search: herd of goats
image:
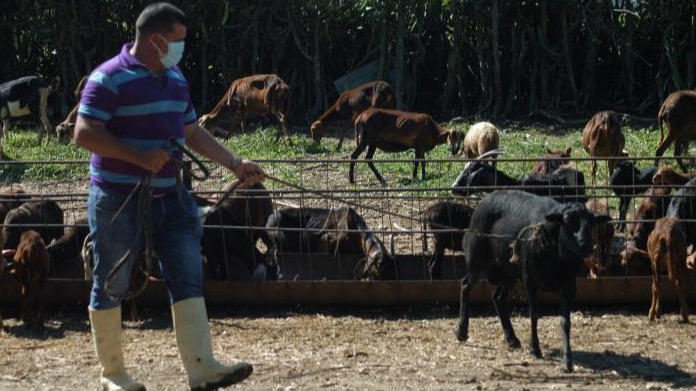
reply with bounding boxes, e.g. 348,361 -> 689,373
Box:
2,73 -> 696,372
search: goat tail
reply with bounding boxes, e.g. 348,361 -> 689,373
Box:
657,104 -> 666,145
354,117 -> 364,146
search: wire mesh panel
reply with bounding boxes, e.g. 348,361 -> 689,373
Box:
0,154 -> 692,284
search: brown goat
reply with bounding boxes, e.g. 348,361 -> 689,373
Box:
652,165 -> 696,187
531,147 -> 573,175
310,81 -> 396,150
349,108 -> 462,184
581,110 -> 626,183
583,199 -> 616,278
55,76 -> 88,143
646,216 -> 690,322
12,230 -> 50,328
199,74 -> 291,145
620,187 -> 671,276
654,90 -> 696,172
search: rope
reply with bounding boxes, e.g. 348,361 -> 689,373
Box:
104,138 -> 213,301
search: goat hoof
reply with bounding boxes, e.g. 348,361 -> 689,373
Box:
455,329 -> 468,342
562,362 -> 574,373
529,348 -> 542,358
506,338 -> 521,349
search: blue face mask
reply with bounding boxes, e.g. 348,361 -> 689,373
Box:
153,34 -> 184,69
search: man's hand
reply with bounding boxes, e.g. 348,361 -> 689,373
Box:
232,159 -> 266,185
135,149 -> 172,174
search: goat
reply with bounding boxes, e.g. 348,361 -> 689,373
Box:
2,200 -> 64,251
654,89 -> 696,172
55,75 -> 88,143
652,165 -> 696,187
451,157 -> 587,203
646,216 -> 690,322
46,217 -> 90,278
200,182 -> 276,281
581,110 -> 626,183
10,230 -> 50,328
457,190 -> 609,373
531,147 -> 572,175
420,201 -> 473,280
619,187 -> 671,276
583,199 -> 616,278
265,207 -> 395,280
349,108 -> 463,184
461,121 -> 500,159
310,81 -> 396,150
198,74 -> 291,145
0,183 -> 28,224
0,76 -> 60,150
609,161 -> 657,232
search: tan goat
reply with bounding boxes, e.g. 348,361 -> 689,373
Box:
646,216 -> 690,322
581,110 -> 626,183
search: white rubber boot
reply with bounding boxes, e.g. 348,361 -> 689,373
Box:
172,297 -> 253,390
89,307 -> 146,391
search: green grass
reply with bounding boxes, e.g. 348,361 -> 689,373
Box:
0,122 -> 673,194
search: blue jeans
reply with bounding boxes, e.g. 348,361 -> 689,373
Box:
88,184 -> 204,310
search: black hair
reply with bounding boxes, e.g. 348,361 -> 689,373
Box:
135,2 -> 187,39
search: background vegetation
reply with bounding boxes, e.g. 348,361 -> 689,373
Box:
2,0 -> 695,127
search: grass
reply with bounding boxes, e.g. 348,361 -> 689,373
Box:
0,121 -> 674,194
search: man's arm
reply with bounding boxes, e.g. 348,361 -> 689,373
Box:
184,122 -> 266,184
74,116 -> 172,174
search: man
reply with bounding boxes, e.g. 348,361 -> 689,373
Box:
74,3 -> 262,390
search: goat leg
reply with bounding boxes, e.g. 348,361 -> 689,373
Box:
492,279 -> 521,349
559,289 -> 575,373
364,146 -> 385,184
455,273 -> 476,342
675,276 -> 690,323
649,264 -> 661,321
526,283 -> 542,358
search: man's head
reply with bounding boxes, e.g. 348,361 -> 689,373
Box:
133,2 -> 188,71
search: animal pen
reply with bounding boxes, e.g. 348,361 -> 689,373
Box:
1,155 -> 695,308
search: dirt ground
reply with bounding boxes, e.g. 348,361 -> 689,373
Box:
1,303 -> 695,391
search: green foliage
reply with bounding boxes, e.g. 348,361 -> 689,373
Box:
0,129 -> 89,184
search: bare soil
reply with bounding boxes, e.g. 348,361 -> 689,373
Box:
2,131 -> 695,390
1,304 -> 696,391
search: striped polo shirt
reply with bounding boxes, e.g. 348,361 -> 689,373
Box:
78,43 -> 197,193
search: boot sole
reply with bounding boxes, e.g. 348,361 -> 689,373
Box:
191,364 -> 253,391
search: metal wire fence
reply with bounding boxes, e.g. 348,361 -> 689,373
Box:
0,154 -> 692,281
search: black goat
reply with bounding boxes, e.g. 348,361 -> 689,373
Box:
266,207 -> 395,280
199,182 -> 276,281
2,200 -> 64,250
46,217 -> 90,279
420,201 -> 473,280
452,161 -> 587,203
456,190 -> 608,373
609,160 -> 657,232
